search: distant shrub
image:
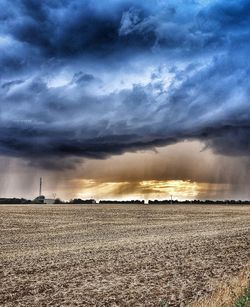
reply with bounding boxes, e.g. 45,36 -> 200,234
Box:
159,299 -> 169,307
235,285 -> 250,307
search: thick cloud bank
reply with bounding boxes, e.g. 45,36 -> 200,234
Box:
0,0 -> 250,168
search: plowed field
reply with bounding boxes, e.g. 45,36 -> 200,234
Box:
0,204 -> 249,306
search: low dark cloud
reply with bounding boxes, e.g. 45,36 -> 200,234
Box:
0,0 -> 250,169
1,79 -> 24,90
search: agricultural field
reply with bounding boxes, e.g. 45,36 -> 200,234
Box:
0,204 -> 250,306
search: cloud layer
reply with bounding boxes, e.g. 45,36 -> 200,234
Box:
1,0 -> 250,168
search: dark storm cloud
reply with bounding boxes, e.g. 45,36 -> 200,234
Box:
0,0 -> 250,168
1,80 -> 24,90
0,0 -> 155,59
0,0 -> 227,64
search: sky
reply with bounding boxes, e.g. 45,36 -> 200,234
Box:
0,0 -> 250,200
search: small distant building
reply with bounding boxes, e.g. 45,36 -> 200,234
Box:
34,195 -> 45,204
33,177 -> 56,204
44,198 -> 55,204
33,196 -> 55,204
33,178 -> 45,203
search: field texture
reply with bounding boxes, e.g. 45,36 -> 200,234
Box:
0,204 -> 250,306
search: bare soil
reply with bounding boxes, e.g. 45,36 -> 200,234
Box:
0,204 -> 250,306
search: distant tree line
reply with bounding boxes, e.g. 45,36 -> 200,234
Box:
0,198 -> 31,204
69,199 -> 96,204
53,198 -> 96,204
99,200 -> 145,204
1,198 -> 250,205
148,199 -> 250,204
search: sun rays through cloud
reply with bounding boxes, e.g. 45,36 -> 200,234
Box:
74,178 -> 231,201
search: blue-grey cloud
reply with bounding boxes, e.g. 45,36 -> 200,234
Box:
0,0 -> 250,168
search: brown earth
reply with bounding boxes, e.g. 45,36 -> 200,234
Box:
0,204 -> 249,306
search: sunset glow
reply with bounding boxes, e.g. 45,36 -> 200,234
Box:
74,178 -> 230,201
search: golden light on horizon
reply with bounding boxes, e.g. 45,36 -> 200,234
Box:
139,180 -> 199,199
74,179 -> 206,200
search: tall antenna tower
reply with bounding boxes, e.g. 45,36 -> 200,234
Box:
39,177 -> 42,196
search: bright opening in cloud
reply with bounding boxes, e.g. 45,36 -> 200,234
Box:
74,178 -> 230,201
